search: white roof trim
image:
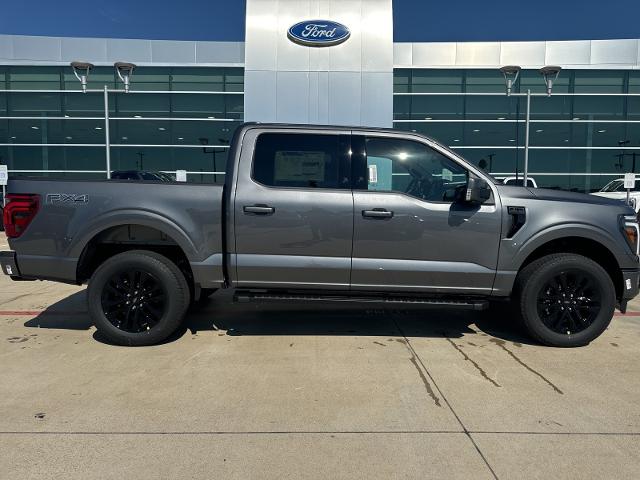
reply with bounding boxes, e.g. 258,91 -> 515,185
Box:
393,39 -> 640,70
0,34 -> 244,67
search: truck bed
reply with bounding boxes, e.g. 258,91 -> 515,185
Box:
4,178 -> 225,288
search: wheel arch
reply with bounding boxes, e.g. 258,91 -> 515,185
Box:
70,210 -> 199,259
516,233 -> 623,300
75,221 -> 195,287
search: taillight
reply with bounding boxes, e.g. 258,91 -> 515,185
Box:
2,194 -> 40,238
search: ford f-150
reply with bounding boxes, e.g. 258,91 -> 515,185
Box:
2,123 -> 639,347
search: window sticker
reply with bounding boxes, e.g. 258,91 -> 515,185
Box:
368,164 -> 378,184
274,151 -> 326,182
367,156 -> 393,191
441,168 -> 453,182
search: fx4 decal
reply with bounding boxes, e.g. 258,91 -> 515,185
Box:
47,193 -> 89,204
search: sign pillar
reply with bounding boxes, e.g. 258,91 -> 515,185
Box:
175,170 -> 187,182
0,165 -> 7,207
624,172 -> 635,207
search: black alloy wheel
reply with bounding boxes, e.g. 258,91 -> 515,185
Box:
516,253 -> 615,347
536,269 -> 602,335
101,269 -> 167,333
88,250 -> 190,346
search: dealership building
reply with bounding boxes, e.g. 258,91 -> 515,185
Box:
0,0 -> 639,192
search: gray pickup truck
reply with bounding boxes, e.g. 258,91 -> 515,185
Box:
2,123 -> 639,347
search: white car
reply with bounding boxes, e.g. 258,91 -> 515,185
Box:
501,176 -> 538,188
591,177 -> 640,213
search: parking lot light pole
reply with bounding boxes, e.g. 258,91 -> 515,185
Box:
524,88 -> 531,184
69,61 -> 136,180
110,63 -> 137,179
103,85 -> 111,179
499,65 -> 562,185
500,66 -> 524,181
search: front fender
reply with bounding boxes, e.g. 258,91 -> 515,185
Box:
491,222 -> 633,297
506,223 -> 627,271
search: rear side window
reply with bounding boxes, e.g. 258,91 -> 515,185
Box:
252,133 -> 351,189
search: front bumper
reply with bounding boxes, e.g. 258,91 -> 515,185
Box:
621,268 -> 640,300
0,251 -> 21,278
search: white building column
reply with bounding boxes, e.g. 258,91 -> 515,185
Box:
244,0 -> 394,128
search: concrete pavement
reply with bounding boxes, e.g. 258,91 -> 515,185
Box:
1,232 -> 639,479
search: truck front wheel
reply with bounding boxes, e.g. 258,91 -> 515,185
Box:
87,250 -> 190,346
516,253 -> 615,347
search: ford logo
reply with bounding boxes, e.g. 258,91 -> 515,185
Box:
287,20 -> 350,47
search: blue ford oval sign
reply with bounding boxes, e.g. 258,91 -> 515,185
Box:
287,20 -> 350,47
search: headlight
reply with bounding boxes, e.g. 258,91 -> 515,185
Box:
621,214 -> 639,255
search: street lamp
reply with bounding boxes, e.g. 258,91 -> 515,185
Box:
70,61 -> 94,93
114,62 -> 136,93
499,65 -> 562,185
540,66 -> 562,97
499,65 -> 521,96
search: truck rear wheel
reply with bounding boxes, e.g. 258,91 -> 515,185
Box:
87,250 -> 190,346
516,253 -> 615,347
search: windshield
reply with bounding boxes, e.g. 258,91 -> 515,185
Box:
140,171 -> 174,182
600,179 -> 639,192
156,172 -> 176,182
504,178 -> 535,187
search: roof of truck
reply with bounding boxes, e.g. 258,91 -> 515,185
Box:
238,122 -> 416,136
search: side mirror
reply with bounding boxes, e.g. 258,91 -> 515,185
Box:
465,174 -> 491,204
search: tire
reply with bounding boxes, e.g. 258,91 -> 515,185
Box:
87,250 -> 190,346
515,253 -> 616,347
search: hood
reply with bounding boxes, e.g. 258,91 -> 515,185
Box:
528,187 -> 628,207
591,191 -> 624,199
495,184 -> 629,208
591,191 -> 640,199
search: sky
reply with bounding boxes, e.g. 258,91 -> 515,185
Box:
0,0 -> 638,42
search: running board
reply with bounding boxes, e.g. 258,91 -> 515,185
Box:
233,291 -> 489,311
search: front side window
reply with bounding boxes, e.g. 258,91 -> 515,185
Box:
364,137 -> 468,202
252,133 -> 350,189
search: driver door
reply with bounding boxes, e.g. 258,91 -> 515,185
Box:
350,134 -> 502,294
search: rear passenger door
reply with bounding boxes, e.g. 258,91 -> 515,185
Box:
232,128 -> 354,289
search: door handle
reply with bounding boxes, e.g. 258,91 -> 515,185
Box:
243,205 -> 275,215
362,208 -> 394,218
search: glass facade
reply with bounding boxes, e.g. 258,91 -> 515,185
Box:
394,69 -> 640,192
0,66 -> 244,182
2,64 -> 639,192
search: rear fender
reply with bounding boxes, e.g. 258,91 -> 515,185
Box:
69,210 -> 199,261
